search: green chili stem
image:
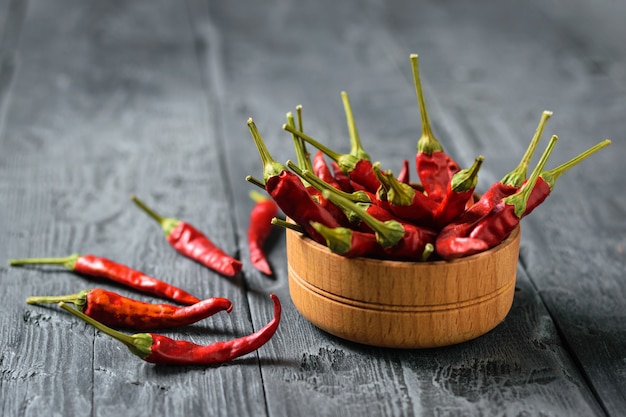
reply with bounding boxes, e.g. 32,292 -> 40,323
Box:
311,222 -> 352,255
421,243 -> 435,261
296,105 -> 304,132
271,217 -> 305,234
8,253 -> 80,270
248,118 -> 286,182
130,195 -> 179,237
245,175 -> 266,190
500,110 -> 552,187
372,163 -> 415,207
410,54 -> 443,155
27,290 -> 89,309
320,189 -> 405,248
540,139 -> 611,189
341,91 -> 370,161
58,301 -> 153,359
286,111 -> 312,177
282,124 -> 359,172
450,156 -> 484,192
504,135 -> 558,217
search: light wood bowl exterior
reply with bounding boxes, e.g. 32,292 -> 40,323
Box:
286,226 -> 521,348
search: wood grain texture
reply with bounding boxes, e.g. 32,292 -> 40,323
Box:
0,0 -> 623,415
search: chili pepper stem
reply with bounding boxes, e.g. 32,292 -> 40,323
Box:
500,110 -> 553,187
248,118 -> 287,182
58,301 -> 153,358
271,217 -> 305,234
8,254 -> 80,269
421,243 -> 435,261
27,290 -> 89,309
410,54 -> 443,155
450,156 -> 484,191
540,139 -> 611,189
130,195 -> 179,237
245,175 -> 266,190
341,91 -> 370,161
311,222 -> 353,255
372,163 -> 414,206
286,111 -> 313,176
504,135 -> 559,217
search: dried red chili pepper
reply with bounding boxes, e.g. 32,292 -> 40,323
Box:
58,294 -> 281,366
248,190 -> 279,275
131,196 -> 242,277
436,110 -> 553,241
523,139 -> 611,216
410,54 -> 460,202
372,163 -> 438,225
8,254 -> 200,305
313,150 -> 341,189
432,156 -> 484,229
282,125 -> 380,193
397,159 -> 410,184
27,288 -> 232,330
331,160 -> 354,192
248,118 -> 341,245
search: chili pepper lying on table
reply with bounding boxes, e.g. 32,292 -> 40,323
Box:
58,294 -> 281,366
131,196 -> 242,277
248,118 -> 341,245
27,288 -> 232,330
8,254 -> 200,305
248,190 -> 279,275
435,135 -> 558,259
410,54 -> 460,203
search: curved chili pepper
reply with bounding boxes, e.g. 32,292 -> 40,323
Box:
331,160 -> 354,192
131,196 -> 242,277
58,294 -> 281,366
248,190 -> 279,275
8,254 -> 200,305
523,139 -> 611,217
248,118 -> 341,245
432,156 -> 484,229
313,150 -> 341,190
27,288 -> 232,330
410,54 -> 460,202
397,159 -> 410,184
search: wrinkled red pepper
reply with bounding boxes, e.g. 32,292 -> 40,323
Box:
131,196 -> 242,277
59,294 -> 281,366
27,288 -> 232,330
248,190 -> 279,275
410,54 -> 460,202
8,254 -> 200,305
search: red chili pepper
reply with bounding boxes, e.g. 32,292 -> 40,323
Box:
410,54 -> 459,202
310,222 -> 381,258
248,190 -> 279,275
26,288 -> 232,330
8,254 -> 200,305
331,161 -> 354,192
397,159 -> 410,184
436,111 -> 553,242
131,196 -> 242,277
372,163 -> 438,225
433,156 -> 484,229
248,118 -> 341,245
58,294 -> 281,366
313,150 -> 341,189
523,139 -> 611,217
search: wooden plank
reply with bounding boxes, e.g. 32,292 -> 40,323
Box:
191,0 -> 607,415
377,0 -> 626,414
0,1 -> 268,416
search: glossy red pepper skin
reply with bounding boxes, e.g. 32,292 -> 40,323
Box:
28,288 -> 232,330
265,171 -> 341,245
416,150 -> 452,203
142,294 -> 281,365
331,161 -> 353,192
73,255 -> 201,305
397,160 -> 410,184
168,222 -> 242,277
248,193 -> 279,275
313,151 -> 341,190
382,223 -> 437,261
348,159 -> 380,194
385,190 -> 437,226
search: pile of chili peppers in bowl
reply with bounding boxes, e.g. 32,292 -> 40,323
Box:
246,54 -> 611,263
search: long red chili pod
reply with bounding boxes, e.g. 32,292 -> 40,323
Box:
523,139 -> 611,216
131,196 -> 242,277
397,159 -> 410,184
433,156 -> 484,229
248,190 -> 279,275
312,150 -> 341,189
410,54 -> 460,202
372,163 -> 438,225
27,288 -> 232,330
8,254 -> 200,305
248,118 -> 341,245
331,160 -> 354,192
282,124 -> 380,193
59,294 -> 281,366
437,110 -> 553,238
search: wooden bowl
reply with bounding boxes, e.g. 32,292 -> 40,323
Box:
286,226 -> 521,349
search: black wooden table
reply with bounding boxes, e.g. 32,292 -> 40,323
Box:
1,1 -> 625,416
